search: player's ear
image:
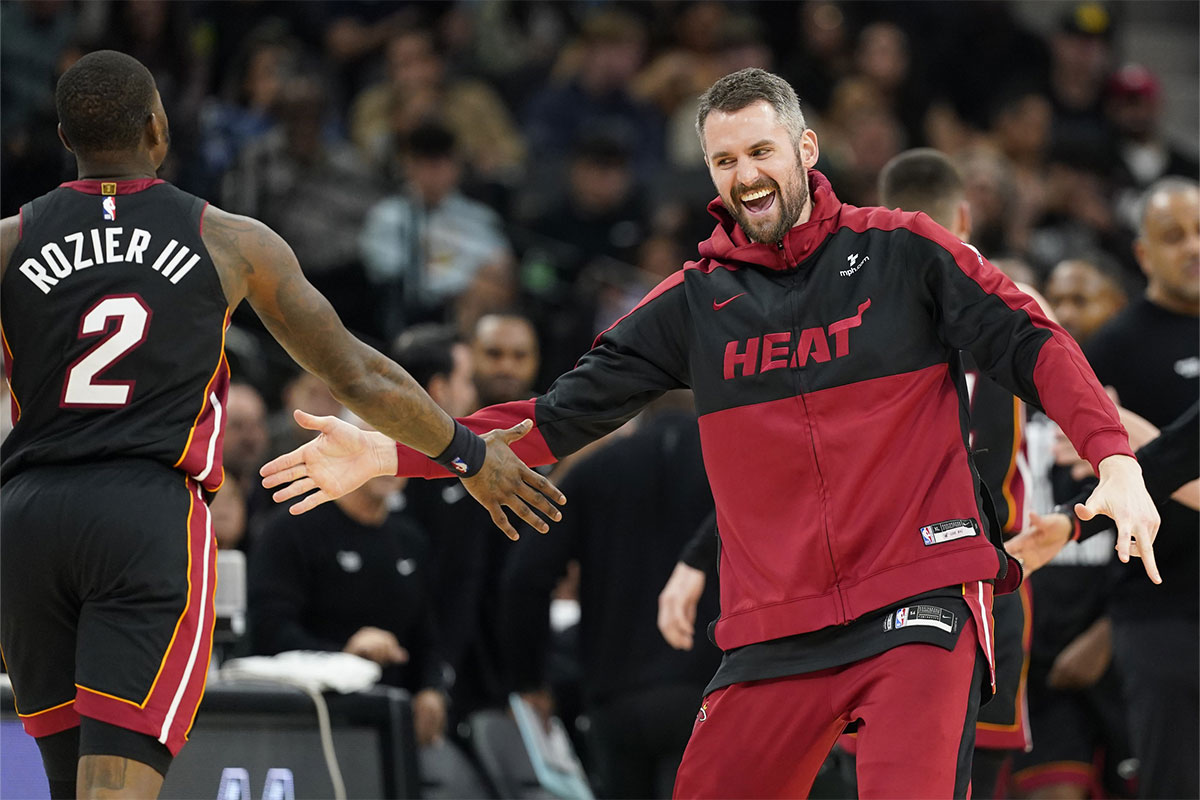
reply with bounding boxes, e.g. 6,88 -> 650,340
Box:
146,112 -> 165,148
57,124 -> 75,154
799,129 -> 819,169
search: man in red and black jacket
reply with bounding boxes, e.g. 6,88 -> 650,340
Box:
263,69 -> 1160,799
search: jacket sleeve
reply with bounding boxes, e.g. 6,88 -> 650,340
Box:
909,216 -> 1132,473
394,273 -> 693,477
679,509 -> 718,572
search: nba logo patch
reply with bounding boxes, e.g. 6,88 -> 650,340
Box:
894,608 -> 909,628
920,526 -> 934,545
102,196 -> 116,221
451,457 -> 469,474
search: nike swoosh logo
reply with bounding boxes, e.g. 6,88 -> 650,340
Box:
712,293 -> 746,311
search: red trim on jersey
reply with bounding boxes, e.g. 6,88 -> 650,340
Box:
975,579 -> 1033,751
2,323 -> 20,423
16,699 -> 81,737
59,178 -> 165,195
199,202 -> 209,235
73,480 -> 216,754
174,310 -> 231,492
1011,761 -> 1095,793
1001,396 -> 1025,533
17,206 -> 23,239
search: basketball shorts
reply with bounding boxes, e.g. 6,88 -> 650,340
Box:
1,458 -> 216,756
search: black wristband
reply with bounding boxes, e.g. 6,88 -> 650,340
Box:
432,421 -> 487,478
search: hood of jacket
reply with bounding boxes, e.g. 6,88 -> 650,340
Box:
699,169 -> 844,271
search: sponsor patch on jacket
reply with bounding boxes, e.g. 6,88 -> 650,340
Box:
919,518 -> 978,545
883,605 -> 957,633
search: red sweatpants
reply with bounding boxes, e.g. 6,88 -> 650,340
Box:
673,617 -> 982,799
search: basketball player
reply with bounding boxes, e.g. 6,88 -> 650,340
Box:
0,51 -> 563,799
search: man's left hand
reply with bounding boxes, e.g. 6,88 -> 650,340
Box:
1083,455 -> 1162,584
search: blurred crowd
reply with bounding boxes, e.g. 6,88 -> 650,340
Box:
2,0 -> 1197,798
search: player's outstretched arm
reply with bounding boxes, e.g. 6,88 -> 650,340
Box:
1081,454 -> 1161,584
201,206 -> 563,537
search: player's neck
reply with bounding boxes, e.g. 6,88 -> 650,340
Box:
74,154 -> 158,182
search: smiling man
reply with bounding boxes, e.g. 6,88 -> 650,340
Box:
262,69 -> 1160,799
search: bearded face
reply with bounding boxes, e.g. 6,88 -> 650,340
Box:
726,156 -> 810,244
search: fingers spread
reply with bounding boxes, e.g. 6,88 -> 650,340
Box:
261,451 -> 303,479
262,464 -> 308,490
505,496 -> 549,534
518,481 -> 563,523
288,489 -> 332,515
273,477 -> 316,504
488,505 -> 520,541
531,471 -> 567,506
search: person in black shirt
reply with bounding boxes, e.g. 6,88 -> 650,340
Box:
1081,177 -> 1198,799
501,395 -> 721,798
249,412 -> 450,748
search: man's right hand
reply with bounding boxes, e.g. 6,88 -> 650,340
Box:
657,562 -> 707,650
461,420 -> 565,541
261,411 -> 565,538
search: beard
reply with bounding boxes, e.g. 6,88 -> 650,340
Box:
729,163 -> 810,244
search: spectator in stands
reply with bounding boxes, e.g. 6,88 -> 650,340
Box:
223,382 -> 274,547
1045,2 -> 1116,158
528,135 -> 647,286
1043,257 -> 1129,344
350,27 -> 526,185
1027,142 -> 1131,280
268,369 -> 342,460
501,394 -> 721,799
360,122 -> 515,340
210,479 -> 248,552
1105,63 -> 1200,230
249,411 -> 451,747
196,25 -> 297,198
779,1 -> 854,118
222,75 -> 381,330
225,383 -> 270,496
522,8 -> 663,201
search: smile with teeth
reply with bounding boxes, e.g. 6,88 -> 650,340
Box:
740,186 -> 776,214
741,188 -> 774,202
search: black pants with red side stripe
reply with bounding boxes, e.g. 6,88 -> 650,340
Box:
1,458 -> 216,764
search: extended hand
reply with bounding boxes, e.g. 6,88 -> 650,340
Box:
657,562 -> 707,651
1005,512 -> 1073,576
261,410 -> 392,515
461,420 -> 566,541
1084,455 -> 1162,584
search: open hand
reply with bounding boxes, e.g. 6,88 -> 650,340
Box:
1084,455 -> 1162,584
461,420 -> 566,541
261,410 -> 392,515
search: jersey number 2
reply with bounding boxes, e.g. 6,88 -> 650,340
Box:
61,294 -> 153,408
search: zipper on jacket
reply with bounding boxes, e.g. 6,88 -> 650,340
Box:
785,263 -> 847,623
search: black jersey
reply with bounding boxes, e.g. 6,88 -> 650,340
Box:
2,179 -> 230,491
